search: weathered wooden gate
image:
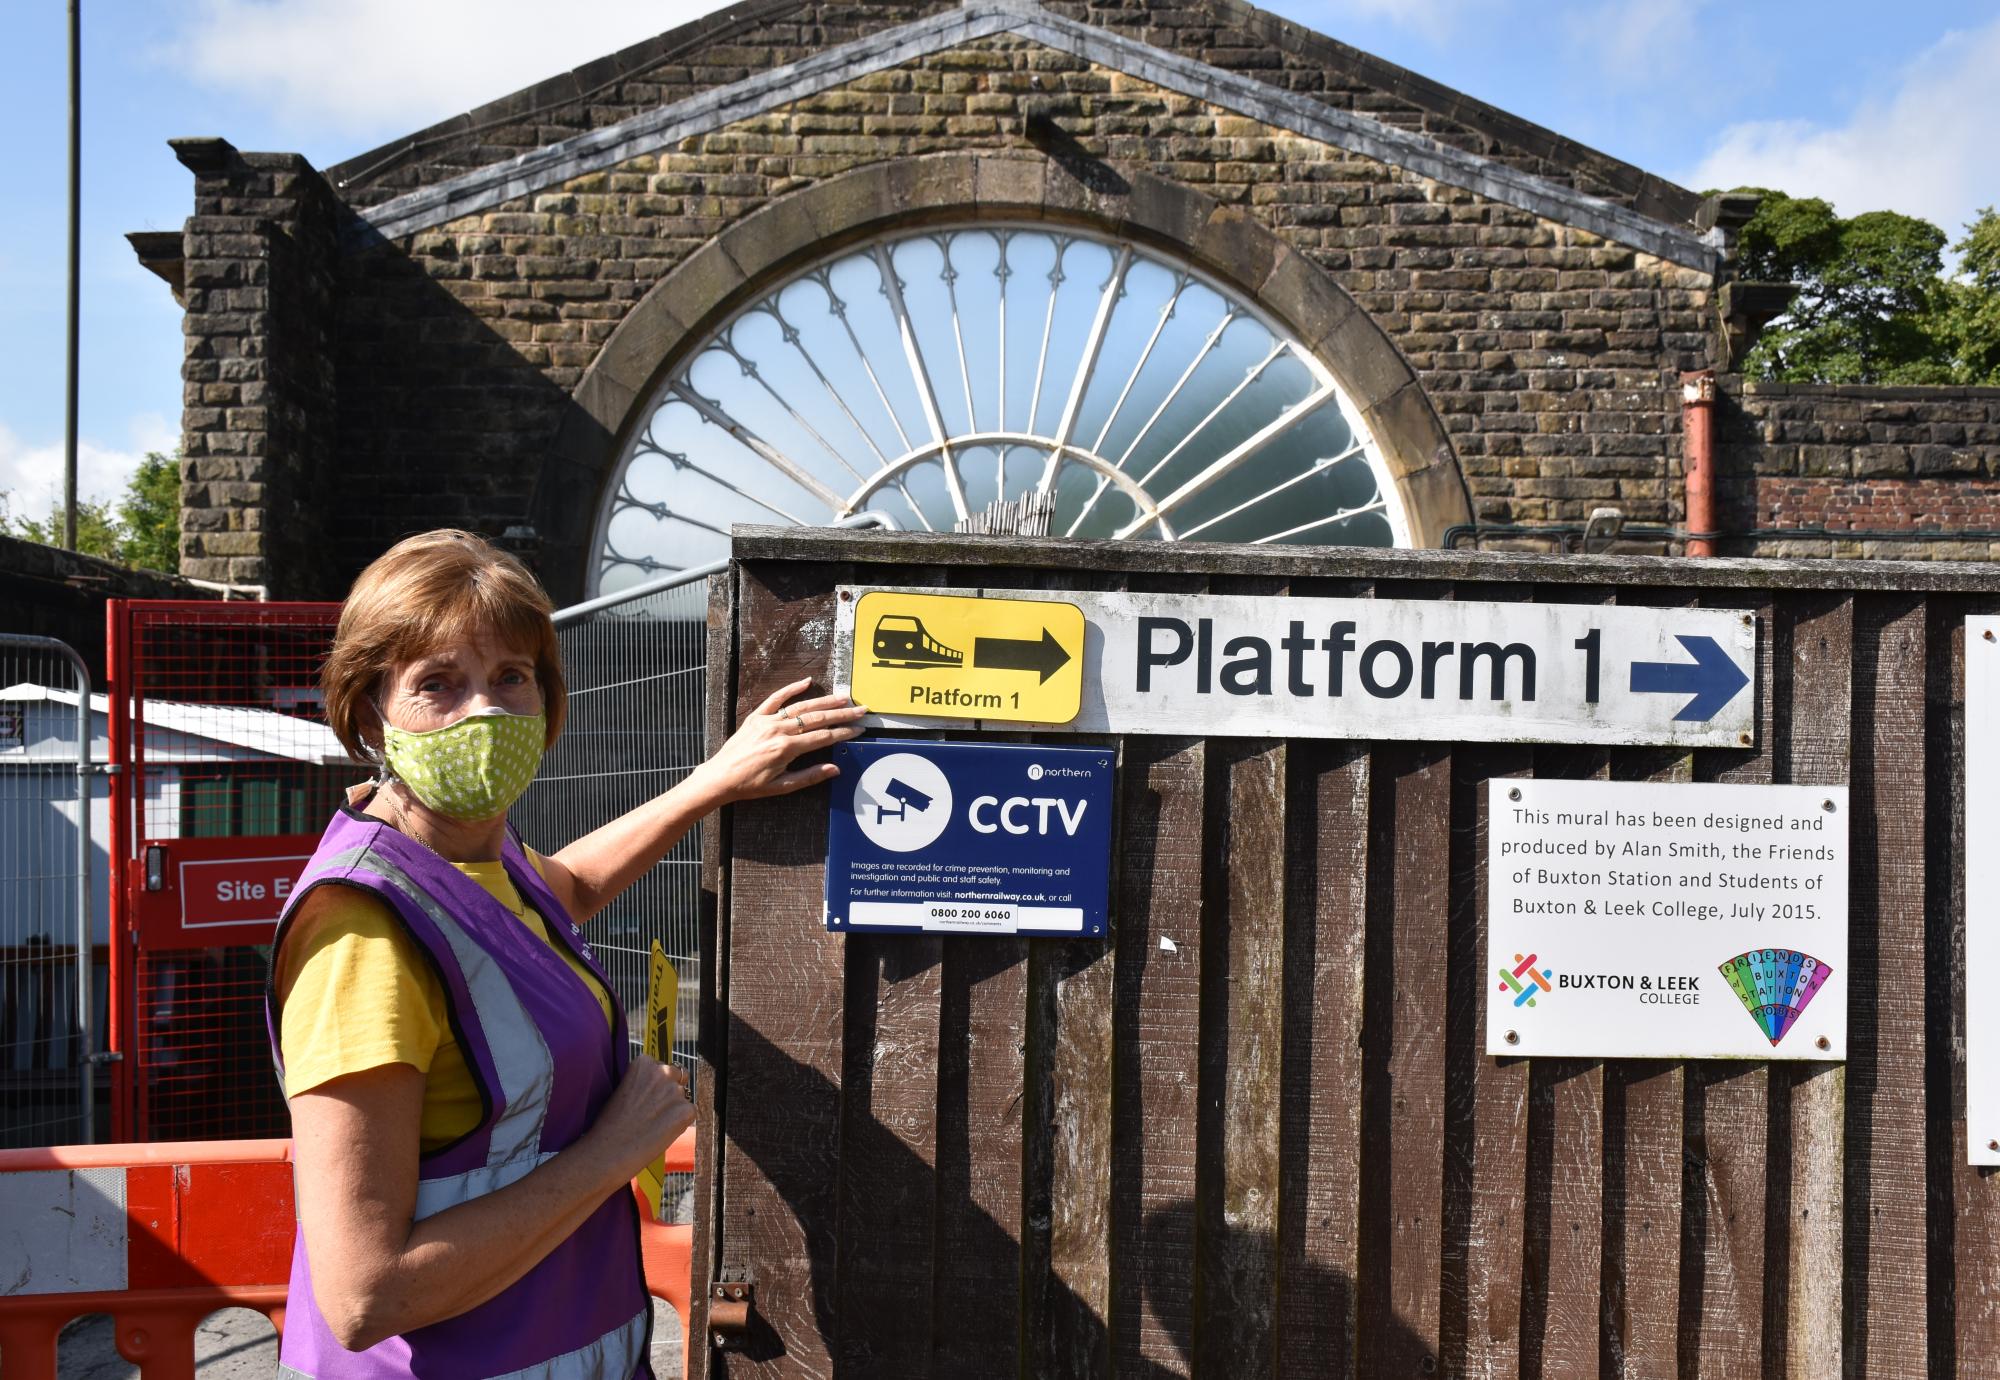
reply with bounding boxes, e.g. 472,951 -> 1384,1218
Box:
690,526 -> 2000,1379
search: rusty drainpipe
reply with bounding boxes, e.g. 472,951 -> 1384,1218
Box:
1681,370 -> 1717,557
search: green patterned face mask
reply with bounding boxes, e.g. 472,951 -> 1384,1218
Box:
380,707 -> 547,822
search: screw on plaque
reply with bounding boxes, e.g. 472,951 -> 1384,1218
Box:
1816,1036 -> 1831,1051
1508,787 -> 1522,801
1823,799 -> 1836,812
1504,1030 -> 1520,1046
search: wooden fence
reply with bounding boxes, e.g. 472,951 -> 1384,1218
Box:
689,526 -> 2000,1379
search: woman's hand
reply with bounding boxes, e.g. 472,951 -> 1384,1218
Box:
585,1055 -> 698,1183
549,680 -> 864,922
691,678 -> 867,806
291,1059 -> 677,1350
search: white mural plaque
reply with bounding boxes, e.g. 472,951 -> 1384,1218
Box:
1967,617 -> 2000,1163
1487,778 -> 1848,1059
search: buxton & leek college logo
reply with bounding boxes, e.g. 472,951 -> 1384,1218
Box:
1498,951 -> 1554,1008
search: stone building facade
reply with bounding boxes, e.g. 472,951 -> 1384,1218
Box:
129,0 -> 2000,602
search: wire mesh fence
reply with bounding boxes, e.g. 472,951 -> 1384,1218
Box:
0,635 -> 98,1149
516,577 -> 710,1074
134,946 -> 290,1141
514,574 -> 711,1225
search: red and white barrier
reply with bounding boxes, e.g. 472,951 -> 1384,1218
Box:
0,1130 -> 694,1379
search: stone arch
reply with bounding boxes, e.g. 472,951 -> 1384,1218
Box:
533,149 -> 1470,601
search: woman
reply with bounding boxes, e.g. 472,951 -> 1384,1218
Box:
266,529 -> 862,1378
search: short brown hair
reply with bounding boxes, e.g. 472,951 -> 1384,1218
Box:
321,529 -> 567,764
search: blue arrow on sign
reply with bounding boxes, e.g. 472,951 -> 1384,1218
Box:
1629,635 -> 1750,722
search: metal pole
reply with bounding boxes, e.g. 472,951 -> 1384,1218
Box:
72,652 -> 94,1142
62,0 -> 82,552
557,512 -> 903,626
1682,370 -> 1717,558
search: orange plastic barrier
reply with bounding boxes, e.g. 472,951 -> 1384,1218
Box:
0,1128 -> 698,1379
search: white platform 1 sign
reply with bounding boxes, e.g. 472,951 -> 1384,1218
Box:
836,586 -> 1757,748
1967,617 -> 2000,1163
1486,778 -> 1848,1059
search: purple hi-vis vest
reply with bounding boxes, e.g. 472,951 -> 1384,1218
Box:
266,807 -> 652,1380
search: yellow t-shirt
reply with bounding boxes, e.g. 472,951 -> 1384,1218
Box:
276,850 -> 614,1154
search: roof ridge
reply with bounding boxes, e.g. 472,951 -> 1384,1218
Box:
347,3 -> 1716,269
1202,0 -> 1704,225
322,0 -> 813,191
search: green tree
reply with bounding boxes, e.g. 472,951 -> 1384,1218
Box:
1932,207 -> 2000,385
1733,188 -> 1952,384
0,450 -> 182,572
0,491 -> 123,558
1730,191 -> 2000,387
114,451 -> 182,572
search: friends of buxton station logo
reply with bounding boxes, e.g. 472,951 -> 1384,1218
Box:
1498,951 -> 1554,1009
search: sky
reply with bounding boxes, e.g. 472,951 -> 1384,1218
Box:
1,0 -> 1995,519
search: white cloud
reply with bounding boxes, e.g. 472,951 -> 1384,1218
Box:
0,416 -> 172,521
1579,0 -> 1706,77
1324,0 -> 1490,40
159,0 -> 735,139
1680,17 -> 2000,241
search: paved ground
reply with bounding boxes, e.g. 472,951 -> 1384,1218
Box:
57,1301 -> 684,1376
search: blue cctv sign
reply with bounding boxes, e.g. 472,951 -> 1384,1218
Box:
825,738 -> 1113,937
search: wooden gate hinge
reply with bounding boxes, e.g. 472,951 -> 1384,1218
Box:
709,1278 -> 754,1351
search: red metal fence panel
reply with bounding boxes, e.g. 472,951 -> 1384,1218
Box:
106,601 -> 344,1142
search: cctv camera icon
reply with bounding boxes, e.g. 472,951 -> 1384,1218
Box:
876,777 -> 935,823
853,753 -> 953,852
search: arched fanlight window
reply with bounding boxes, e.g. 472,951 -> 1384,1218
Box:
592,223 -> 1409,597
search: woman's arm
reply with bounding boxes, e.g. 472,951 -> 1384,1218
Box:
543,678 -> 863,921
290,1053 -> 692,1350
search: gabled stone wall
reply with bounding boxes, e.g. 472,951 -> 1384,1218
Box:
326,0 -> 1686,218
160,1 -> 2000,599
298,36 -> 1715,600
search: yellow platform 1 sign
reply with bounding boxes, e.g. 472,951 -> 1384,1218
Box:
852,590 -> 1084,725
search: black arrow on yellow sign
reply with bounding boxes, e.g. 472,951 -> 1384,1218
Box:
974,629 -> 1072,684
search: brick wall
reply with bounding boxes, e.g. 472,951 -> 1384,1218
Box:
1717,381 -> 2000,559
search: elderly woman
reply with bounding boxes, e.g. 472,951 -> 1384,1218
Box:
266,529 -> 861,1378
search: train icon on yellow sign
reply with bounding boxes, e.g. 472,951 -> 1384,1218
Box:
851,590 -> 1085,725
872,615 -> 965,669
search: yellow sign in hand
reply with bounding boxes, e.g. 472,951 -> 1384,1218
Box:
852,590 -> 1084,725
638,941 -> 677,1222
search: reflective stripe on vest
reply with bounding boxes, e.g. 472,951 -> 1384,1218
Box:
276,1308 -> 648,1380
301,842 -> 556,1217
413,1149 -> 557,1220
